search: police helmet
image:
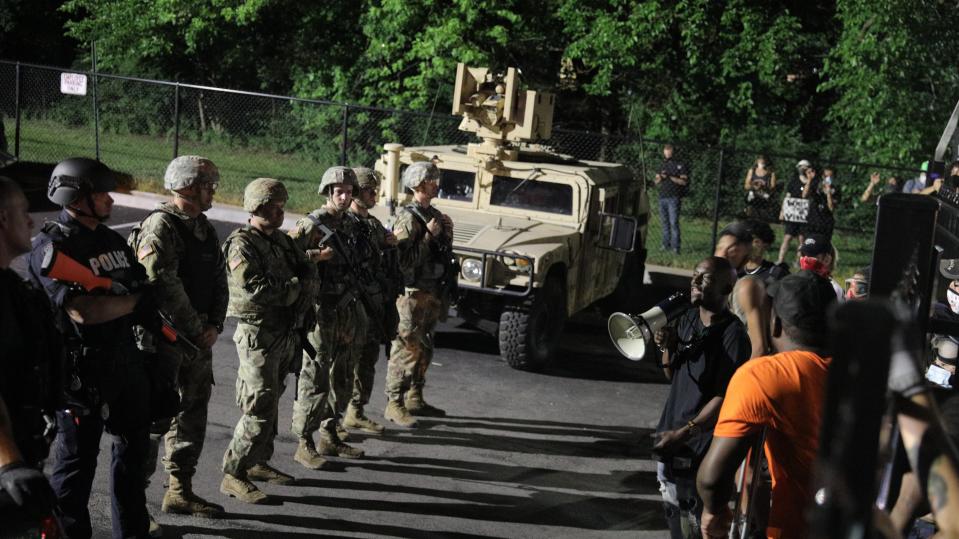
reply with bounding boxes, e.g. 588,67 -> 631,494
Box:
317,166 -> 358,195
48,157 -> 117,206
243,178 -> 288,213
402,162 -> 440,191
164,155 -> 220,191
352,167 -> 382,190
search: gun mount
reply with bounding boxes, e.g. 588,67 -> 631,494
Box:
452,63 -> 555,162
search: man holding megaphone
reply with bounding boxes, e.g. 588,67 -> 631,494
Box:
650,256 -> 750,539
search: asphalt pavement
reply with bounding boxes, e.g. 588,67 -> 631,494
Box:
15,195 -> 676,538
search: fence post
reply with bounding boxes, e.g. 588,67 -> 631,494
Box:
14,62 -> 21,159
340,104 -> 350,166
92,42 -> 101,160
710,147 -> 726,249
172,83 -> 180,159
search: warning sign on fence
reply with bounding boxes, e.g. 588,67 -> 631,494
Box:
781,196 -> 809,223
60,73 -> 88,96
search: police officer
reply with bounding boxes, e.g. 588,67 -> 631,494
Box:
384,162 -> 455,427
220,178 -> 317,504
29,158 -> 153,538
289,166 -> 367,466
0,177 -> 61,531
129,156 -> 226,519
344,167 -> 399,434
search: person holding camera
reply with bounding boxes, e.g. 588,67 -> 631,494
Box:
0,177 -> 62,533
652,256 -> 750,538
743,156 -> 777,221
654,144 -> 690,255
28,158 -> 155,539
803,166 -> 841,241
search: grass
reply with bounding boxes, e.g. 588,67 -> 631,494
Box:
13,119 -> 875,279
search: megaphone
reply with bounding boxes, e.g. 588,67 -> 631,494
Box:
608,292 -> 690,361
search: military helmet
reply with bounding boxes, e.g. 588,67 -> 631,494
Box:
164,155 -> 220,191
243,178 -> 288,213
317,166 -> 358,195
352,167 -> 382,190
402,162 -> 440,190
48,157 -> 116,206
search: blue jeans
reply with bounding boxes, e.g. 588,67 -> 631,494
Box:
659,197 -> 682,252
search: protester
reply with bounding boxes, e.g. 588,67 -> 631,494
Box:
29,158 -> 154,538
844,266 -> 870,301
0,177 -> 61,531
798,235 -> 845,301
654,144 -> 691,254
697,271 -> 836,538
743,156 -> 777,221
903,162 -> 930,194
804,165 -> 840,241
860,172 -> 901,203
776,159 -> 811,265
652,256 -> 750,538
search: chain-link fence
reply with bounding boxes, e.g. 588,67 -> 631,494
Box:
1,60 -> 922,276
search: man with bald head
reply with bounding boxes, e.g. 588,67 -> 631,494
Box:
652,256 -> 751,538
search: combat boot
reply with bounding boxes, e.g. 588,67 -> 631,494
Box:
162,476 -> 225,518
344,404 -> 385,434
219,473 -> 268,504
318,426 -> 365,459
384,400 -> 418,428
247,462 -> 295,485
406,387 -> 446,417
294,438 -> 330,470
336,422 -> 350,441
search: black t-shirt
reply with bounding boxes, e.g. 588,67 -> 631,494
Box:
656,308 -> 750,464
806,182 -> 841,233
0,268 -> 63,465
658,158 -> 690,198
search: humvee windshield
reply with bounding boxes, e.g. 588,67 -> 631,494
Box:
490,176 -> 573,215
438,169 -> 475,202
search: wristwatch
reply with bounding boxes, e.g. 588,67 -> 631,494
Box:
686,420 -> 700,437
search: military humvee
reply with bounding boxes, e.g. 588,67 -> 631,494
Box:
371,64 -> 649,370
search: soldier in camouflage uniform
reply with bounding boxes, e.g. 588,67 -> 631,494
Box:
219,178 -> 318,504
288,166 -> 367,466
384,162 -> 455,428
129,156 -> 227,520
343,167 -> 401,434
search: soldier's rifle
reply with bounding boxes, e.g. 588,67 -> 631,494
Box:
314,223 -> 389,339
40,247 -> 198,352
405,204 -> 460,302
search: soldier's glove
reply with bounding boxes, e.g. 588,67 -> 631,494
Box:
0,462 -> 55,513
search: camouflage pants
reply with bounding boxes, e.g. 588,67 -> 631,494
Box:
222,322 -> 296,477
351,293 -> 395,408
385,290 -> 442,402
144,340 -> 213,484
291,298 -> 366,438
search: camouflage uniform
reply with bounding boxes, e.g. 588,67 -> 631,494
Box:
345,168 -> 401,433
221,180 -> 317,485
385,162 -> 453,423
130,200 -> 227,485
288,166 -> 367,458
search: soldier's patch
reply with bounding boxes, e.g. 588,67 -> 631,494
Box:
229,257 -> 245,271
137,243 -> 156,260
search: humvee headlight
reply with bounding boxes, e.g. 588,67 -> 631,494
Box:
461,258 -> 483,281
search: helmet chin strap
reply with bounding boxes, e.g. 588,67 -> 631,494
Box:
70,192 -> 108,222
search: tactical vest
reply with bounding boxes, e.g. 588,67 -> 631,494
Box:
307,208 -> 363,299
223,226 -> 300,324
348,211 -> 388,296
134,209 -> 219,316
402,204 -> 451,290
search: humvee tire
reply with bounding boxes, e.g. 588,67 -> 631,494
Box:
498,275 -> 567,371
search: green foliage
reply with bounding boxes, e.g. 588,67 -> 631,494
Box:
821,0 -> 959,164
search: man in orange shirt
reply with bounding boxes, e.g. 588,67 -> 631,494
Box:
696,270 -> 836,538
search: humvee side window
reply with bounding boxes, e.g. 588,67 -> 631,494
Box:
438,169 -> 475,202
490,176 -> 573,215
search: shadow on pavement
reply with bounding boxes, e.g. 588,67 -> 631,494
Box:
162,520 -> 501,539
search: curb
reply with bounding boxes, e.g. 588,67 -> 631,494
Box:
112,190 -> 305,230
